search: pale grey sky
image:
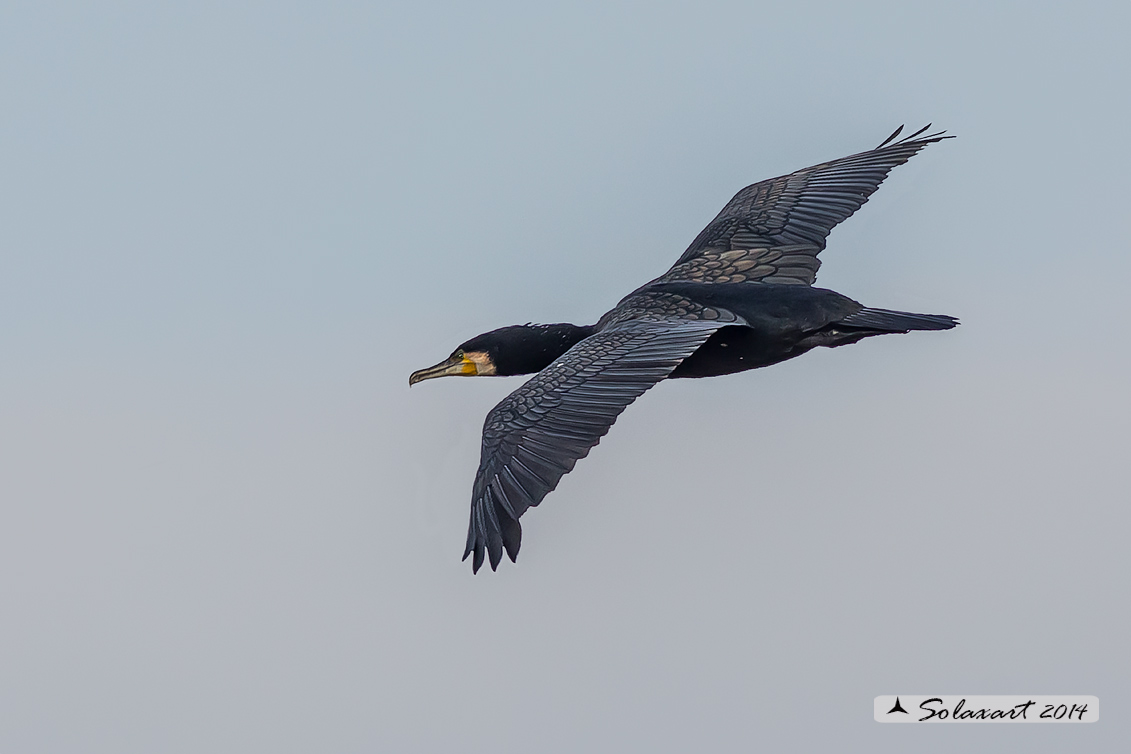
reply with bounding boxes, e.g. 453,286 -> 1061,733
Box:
2,1 -> 1128,752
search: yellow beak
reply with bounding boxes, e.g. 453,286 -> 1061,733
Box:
409,355 -> 478,386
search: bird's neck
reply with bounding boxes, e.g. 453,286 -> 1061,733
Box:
493,323 -> 596,376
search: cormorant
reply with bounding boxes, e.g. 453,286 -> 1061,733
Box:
410,125 -> 957,573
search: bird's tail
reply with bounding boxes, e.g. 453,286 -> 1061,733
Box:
837,307 -> 958,332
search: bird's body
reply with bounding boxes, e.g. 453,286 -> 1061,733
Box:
410,126 -> 958,572
634,282 -> 953,377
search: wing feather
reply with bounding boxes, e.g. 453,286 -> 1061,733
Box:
464,317 -> 726,572
658,126 -> 952,286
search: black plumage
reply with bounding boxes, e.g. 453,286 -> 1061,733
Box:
409,126 -> 958,573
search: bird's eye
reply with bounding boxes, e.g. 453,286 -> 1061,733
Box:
454,350 -> 465,359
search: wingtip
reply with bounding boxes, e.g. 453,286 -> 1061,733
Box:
463,532 -> 520,574
878,123 -> 956,149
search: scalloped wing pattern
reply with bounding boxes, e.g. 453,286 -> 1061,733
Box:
665,126 -> 951,286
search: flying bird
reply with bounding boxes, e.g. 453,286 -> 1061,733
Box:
411,125 -> 957,573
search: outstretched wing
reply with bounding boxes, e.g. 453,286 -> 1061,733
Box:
660,125 -> 952,286
465,311 -> 734,573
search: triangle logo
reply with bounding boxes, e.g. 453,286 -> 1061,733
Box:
888,697 -> 909,714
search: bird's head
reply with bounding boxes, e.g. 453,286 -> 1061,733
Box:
409,323 -> 594,386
